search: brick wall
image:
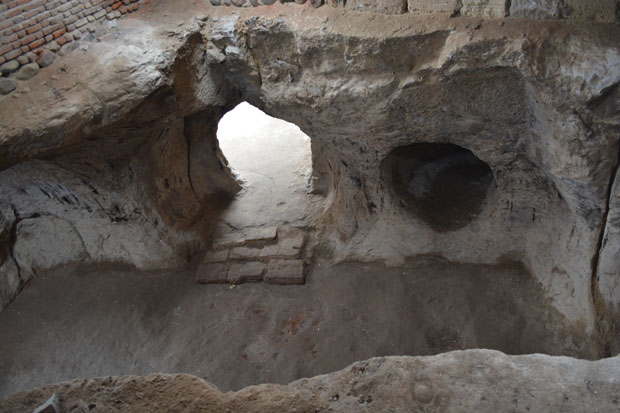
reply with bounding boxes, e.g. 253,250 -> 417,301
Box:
0,0 -> 146,67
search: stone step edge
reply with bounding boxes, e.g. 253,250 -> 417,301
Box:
195,259 -> 306,285
206,232 -> 306,262
211,226 -> 279,250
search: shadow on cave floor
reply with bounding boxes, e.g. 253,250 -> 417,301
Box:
215,102 -> 323,231
0,257 -> 596,400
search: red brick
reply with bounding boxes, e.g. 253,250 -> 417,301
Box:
23,6 -> 44,19
3,32 -> 17,42
52,27 -> 65,38
44,1 -> 60,10
25,22 -> 41,34
25,0 -> 44,10
35,10 -> 50,22
20,33 -> 35,45
0,19 -> 12,31
42,23 -> 62,36
56,34 -> 70,46
27,37 -> 43,49
7,8 -> 21,17
2,48 -> 22,60
0,43 -> 12,55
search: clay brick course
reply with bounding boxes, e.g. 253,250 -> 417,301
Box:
0,0 -> 144,72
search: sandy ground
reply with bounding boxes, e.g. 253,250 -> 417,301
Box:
0,257 -> 593,401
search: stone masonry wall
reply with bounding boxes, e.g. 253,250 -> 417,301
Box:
211,0 -> 619,23
0,0 -> 146,74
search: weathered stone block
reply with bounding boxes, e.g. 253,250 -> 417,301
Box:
509,0 -> 562,18
345,0 -> 406,14
36,50 -> 56,68
0,61 -> 19,75
229,246 -> 261,260
203,249 -> 229,263
15,63 -> 39,81
212,233 -> 246,250
562,0 -> 616,23
461,0 -> 507,18
213,227 -> 278,250
407,0 -> 459,14
0,79 -> 17,95
258,244 -> 280,258
265,260 -> 306,285
196,263 -> 228,284
230,244 -> 279,260
277,234 -> 305,258
244,226 -> 278,244
228,262 -> 266,284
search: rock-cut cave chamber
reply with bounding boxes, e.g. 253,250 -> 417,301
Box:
382,143 -> 495,232
0,0 -> 619,411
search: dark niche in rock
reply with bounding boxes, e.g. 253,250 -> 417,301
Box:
382,143 -> 494,232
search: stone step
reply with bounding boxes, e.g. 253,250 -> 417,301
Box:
198,227 -> 308,286
264,259 -> 306,285
209,230 -> 305,262
227,262 -> 266,284
202,249 -> 229,263
195,263 -> 228,284
196,259 -> 306,286
212,226 -> 278,250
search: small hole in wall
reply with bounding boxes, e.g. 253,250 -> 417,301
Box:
382,143 -> 494,232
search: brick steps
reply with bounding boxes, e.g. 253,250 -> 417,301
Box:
196,226 -> 307,285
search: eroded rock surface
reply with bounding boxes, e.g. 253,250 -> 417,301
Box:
0,0 -> 618,360
0,15 -> 242,309
2,350 -> 619,412
207,4 -> 620,344
209,0 -> 618,22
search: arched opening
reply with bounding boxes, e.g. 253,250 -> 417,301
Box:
216,102 -> 315,229
382,143 -> 494,232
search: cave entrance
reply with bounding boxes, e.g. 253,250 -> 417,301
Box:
216,102 -> 315,229
382,143 -> 494,232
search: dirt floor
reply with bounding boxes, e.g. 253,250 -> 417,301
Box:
0,256 -> 595,401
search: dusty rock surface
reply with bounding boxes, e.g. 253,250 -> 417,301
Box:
2,350 -> 619,412
211,0 -> 618,22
